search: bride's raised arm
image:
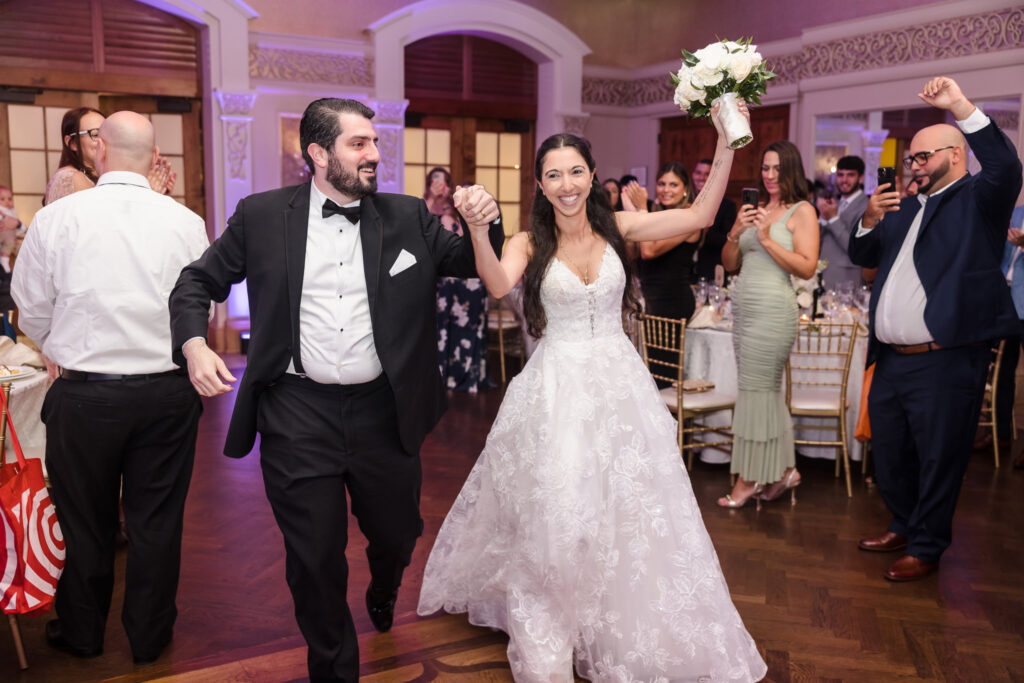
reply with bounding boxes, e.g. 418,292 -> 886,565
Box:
457,185 -> 530,299
616,100 -> 747,243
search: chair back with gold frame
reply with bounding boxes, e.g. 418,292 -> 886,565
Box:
635,312 -> 735,469
977,340 -> 1015,468
486,297 -> 524,385
785,320 -> 859,497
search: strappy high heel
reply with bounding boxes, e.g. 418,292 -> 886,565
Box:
759,469 -> 801,505
717,483 -> 764,511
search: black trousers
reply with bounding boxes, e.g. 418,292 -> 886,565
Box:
868,344 -> 989,562
257,373 -> 423,683
995,320 -> 1023,439
42,373 -> 201,658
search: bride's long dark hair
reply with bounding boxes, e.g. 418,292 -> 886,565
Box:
523,133 -> 639,339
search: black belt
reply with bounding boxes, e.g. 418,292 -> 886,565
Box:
59,368 -> 186,382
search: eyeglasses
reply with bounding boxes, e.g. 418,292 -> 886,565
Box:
74,128 -> 100,140
902,146 -> 954,170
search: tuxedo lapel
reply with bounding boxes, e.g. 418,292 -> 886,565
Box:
360,196 -> 383,314
284,183 -> 311,369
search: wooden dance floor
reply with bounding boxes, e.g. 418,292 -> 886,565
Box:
4,354 -> 1024,681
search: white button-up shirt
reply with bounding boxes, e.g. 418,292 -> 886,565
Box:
285,181 -> 382,384
857,107 -> 991,345
12,171 -> 210,373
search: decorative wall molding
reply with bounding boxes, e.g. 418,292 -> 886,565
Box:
249,46 -> 374,87
988,109 -> 1020,132
224,120 -> 250,180
369,99 -> 409,126
583,6 -> 1024,108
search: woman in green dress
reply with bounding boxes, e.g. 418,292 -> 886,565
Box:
719,140 -> 820,508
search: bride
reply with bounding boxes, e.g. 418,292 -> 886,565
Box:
417,102 -> 767,683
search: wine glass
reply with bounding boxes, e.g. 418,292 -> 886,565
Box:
855,285 -> 871,313
695,277 -> 708,307
821,289 -> 839,319
838,281 -> 854,310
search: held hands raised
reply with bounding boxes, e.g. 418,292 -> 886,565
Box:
452,184 -> 499,232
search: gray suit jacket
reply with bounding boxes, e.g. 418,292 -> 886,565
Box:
820,190 -> 869,289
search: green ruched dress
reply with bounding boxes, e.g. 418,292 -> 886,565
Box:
730,201 -> 805,483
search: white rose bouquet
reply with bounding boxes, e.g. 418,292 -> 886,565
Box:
671,38 -> 775,148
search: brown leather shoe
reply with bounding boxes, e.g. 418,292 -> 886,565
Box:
884,555 -> 937,582
858,531 -> 907,552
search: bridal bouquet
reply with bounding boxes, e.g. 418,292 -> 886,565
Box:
791,260 -> 828,310
670,38 -> 775,148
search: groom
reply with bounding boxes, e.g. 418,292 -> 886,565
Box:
169,98 -> 504,681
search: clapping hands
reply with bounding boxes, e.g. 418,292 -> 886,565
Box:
622,182 -> 648,212
148,156 -> 178,196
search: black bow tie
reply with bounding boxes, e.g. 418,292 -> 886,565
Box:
323,199 -> 361,224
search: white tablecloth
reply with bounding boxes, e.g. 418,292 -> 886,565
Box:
683,326 -> 868,464
2,369 -> 51,466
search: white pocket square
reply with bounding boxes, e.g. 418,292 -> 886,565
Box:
388,249 -> 417,277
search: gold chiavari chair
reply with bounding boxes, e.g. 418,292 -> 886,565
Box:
785,320 -> 860,497
977,340 -> 1016,468
636,312 -> 735,469
486,297 -> 524,385
1,382 -> 29,670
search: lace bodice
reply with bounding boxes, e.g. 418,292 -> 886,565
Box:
541,243 -> 626,343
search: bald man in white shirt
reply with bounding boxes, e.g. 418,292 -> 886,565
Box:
12,111 -> 209,663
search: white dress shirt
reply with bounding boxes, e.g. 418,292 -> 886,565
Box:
857,107 -> 991,345
286,181 -> 382,384
12,171 -> 210,373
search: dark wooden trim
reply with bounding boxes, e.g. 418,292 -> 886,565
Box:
1,66 -> 199,98
0,105 -> 11,189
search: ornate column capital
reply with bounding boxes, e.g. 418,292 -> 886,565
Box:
558,113 -> 590,137
214,90 -> 259,117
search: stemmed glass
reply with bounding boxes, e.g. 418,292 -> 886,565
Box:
838,281 -> 854,311
695,277 -> 708,307
821,289 -> 839,319
707,283 -> 722,312
855,285 -> 871,313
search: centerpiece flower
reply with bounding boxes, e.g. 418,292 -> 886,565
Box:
791,259 -> 828,313
670,38 -> 775,148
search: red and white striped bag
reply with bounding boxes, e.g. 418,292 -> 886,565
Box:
0,388 -> 64,615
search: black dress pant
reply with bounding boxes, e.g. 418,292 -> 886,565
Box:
42,373 -> 201,659
257,373 -> 423,683
868,344 -> 989,562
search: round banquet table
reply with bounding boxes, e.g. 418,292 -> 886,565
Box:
1,367 -> 52,468
683,326 -> 868,464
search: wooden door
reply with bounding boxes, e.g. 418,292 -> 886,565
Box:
659,105 -> 790,203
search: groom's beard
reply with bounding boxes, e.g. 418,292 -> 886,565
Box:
326,152 -> 377,198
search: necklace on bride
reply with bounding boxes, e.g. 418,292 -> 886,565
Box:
559,232 -> 597,285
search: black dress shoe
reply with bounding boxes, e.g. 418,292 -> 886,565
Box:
365,585 -> 398,633
45,620 -> 102,658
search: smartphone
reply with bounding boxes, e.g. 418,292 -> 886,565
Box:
741,187 -> 759,208
877,167 -> 897,194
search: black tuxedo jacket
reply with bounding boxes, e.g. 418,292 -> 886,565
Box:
848,121 -> 1023,365
170,182 -> 504,457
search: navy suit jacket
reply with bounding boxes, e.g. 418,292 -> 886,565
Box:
848,120 -> 1023,365
169,183 -> 505,457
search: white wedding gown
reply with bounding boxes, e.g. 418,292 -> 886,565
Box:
417,244 -> 767,683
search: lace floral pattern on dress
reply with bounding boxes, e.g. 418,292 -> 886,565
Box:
418,244 -> 766,682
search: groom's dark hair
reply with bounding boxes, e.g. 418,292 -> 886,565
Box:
299,98 -> 375,173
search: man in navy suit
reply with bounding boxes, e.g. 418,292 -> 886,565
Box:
849,77 -> 1022,581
